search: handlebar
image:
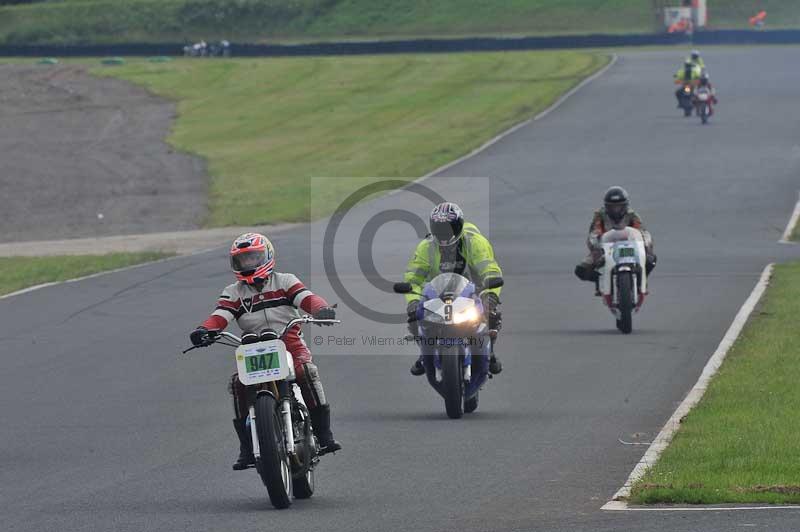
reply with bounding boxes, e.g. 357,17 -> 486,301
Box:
182,316 -> 341,354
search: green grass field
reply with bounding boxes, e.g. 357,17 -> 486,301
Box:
0,253 -> 171,296
631,262 -> 800,505
98,51 -> 607,227
2,0 -> 799,45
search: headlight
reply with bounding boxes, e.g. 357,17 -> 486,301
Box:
453,306 -> 480,324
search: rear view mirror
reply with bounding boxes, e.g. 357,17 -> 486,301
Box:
483,277 -> 504,290
393,282 -> 413,294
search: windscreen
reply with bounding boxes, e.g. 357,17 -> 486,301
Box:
601,227 -> 642,243
428,273 -> 470,298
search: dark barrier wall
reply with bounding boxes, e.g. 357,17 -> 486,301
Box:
1,30 -> 798,57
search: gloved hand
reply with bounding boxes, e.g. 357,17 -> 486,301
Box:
190,326 -> 210,347
480,292 -> 500,315
480,292 -> 502,330
313,306 -> 336,322
406,300 -> 420,321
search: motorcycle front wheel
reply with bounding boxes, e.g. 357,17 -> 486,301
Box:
254,393 -> 292,509
616,272 -> 634,334
440,344 -> 464,419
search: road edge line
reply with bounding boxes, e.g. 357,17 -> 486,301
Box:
779,191 -> 800,243
0,247 -> 219,301
602,263 -> 775,511
2,53 -> 618,301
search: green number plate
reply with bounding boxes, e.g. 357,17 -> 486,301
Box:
245,352 -> 279,373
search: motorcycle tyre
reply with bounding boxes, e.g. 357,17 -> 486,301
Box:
616,272 -> 634,334
254,393 -> 292,509
292,411 -> 315,499
440,345 -> 464,419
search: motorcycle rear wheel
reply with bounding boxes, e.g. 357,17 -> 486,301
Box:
440,345 -> 464,419
616,272 -> 634,334
292,412 -> 316,499
254,393 -> 292,509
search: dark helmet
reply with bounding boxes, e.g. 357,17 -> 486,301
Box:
603,186 -> 630,223
699,72 -> 710,85
430,202 -> 464,247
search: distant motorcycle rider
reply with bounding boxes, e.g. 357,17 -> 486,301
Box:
694,72 -> 718,115
688,49 -> 705,70
404,202 -> 503,376
574,187 -> 656,285
674,60 -> 702,107
189,232 -> 341,470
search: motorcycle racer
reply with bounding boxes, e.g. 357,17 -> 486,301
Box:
674,60 -> 702,107
189,232 -> 341,470
694,72 -> 718,116
404,202 -> 503,376
688,49 -> 705,70
574,187 -> 656,285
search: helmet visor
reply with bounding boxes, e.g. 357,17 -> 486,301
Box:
230,249 -> 266,273
431,220 -> 462,246
606,203 -> 627,222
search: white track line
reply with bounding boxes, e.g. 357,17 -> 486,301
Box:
779,192 -> 800,243
0,251 -> 214,301
2,53 -> 618,302
602,501 -> 800,512
602,263 -> 776,512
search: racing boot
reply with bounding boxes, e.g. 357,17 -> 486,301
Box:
410,357 -> 425,376
489,354 -> 503,375
310,405 -> 342,456
232,418 -> 255,470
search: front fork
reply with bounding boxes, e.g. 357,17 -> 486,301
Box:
248,382 -> 296,460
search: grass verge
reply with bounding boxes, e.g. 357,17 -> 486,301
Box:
631,261 -> 800,504
0,253 -> 172,297
97,51 -> 608,226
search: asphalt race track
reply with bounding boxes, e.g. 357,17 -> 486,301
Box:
2,48 -> 800,531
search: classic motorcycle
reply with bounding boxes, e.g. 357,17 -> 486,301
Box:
394,274 -> 503,419
595,227 -> 648,334
695,86 -> 712,124
183,315 -> 339,509
678,83 -> 694,117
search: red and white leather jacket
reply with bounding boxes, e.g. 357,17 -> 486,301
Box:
200,272 -> 328,357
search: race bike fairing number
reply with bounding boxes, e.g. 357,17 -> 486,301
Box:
235,339 -> 290,385
245,352 -> 280,373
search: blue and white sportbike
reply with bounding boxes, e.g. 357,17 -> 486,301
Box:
394,273 -> 503,419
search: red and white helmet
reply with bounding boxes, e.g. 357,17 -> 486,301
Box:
229,233 -> 275,285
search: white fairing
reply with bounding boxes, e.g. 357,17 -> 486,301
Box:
600,227 -> 648,305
